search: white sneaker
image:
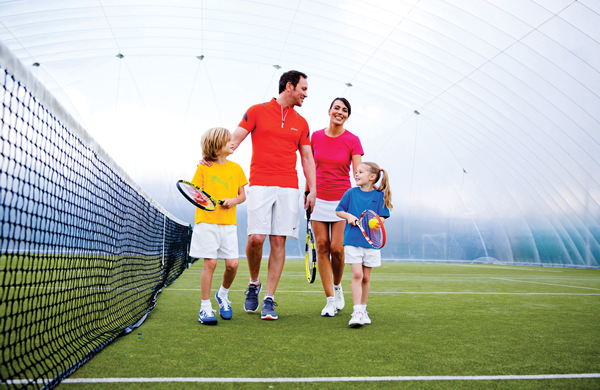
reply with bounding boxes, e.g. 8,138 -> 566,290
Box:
362,311 -> 371,325
334,285 -> 345,311
321,300 -> 337,317
349,311 -> 363,328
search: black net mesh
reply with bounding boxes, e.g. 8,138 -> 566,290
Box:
0,63 -> 192,388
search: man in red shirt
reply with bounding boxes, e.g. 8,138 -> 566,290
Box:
231,70 -> 316,320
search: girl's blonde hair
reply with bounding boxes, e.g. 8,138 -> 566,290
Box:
201,127 -> 231,162
362,162 -> 393,210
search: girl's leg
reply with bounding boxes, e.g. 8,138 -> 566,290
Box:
361,266 -> 372,305
201,259 -> 217,300
350,263 -> 364,306
221,258 -> 239,289
330,221 -> 346,286
313,221 -> 334,298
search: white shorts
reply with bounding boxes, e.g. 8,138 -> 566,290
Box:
344,245 -> 381,267
189,223 -> 239,259
246,186 -> 300,239
311,198 -> 344,222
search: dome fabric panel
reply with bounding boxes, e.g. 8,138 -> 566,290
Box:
1,0 -> 598,268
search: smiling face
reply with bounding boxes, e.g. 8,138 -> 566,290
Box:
355,163 -> 376,187
328,99 -> 349,126
289,77 -> 308,107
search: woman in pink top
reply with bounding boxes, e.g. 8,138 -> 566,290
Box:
309,97 -> 363,317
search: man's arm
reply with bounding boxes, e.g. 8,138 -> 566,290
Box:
231,126 -> 250,151
299,144 -> 316,211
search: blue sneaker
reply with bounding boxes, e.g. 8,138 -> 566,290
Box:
260,297 -> 278,320
198,309 -> 218,325
215,292 -> 232,320
244,282 -> 262,313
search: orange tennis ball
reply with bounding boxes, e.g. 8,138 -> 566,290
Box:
368,218 -> 379,230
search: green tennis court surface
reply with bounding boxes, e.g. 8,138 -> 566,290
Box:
63,261 -> 599,389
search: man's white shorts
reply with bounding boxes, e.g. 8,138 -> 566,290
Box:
344,245 -> 381,267
246,186 -> 300,239
189,223 -> 239,259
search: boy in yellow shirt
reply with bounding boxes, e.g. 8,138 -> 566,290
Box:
189,127 -> 248,324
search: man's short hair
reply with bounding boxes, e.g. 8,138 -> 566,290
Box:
279,70 -> 308,94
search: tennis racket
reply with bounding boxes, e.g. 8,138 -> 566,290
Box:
305,196 -> 317,283
176,180 -> 223,211
356,209 -> 386,249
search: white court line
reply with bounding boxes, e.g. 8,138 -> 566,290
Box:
7,373 -> 596,384
164,288 -> 599,295
491,277 -> 600,291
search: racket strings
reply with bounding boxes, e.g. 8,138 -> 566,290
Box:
361,211 -> 384,248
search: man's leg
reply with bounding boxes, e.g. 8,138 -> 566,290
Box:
244,234 -> 266,313
265,235 -> 286,295
246,234 -> 266,280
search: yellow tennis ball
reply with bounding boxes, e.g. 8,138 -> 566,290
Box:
368,218 -> 379,230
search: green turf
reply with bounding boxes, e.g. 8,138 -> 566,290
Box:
61,261 -> 599,389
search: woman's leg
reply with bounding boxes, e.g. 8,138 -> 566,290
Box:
313,221 -> 334,298
330,221 -> 346,285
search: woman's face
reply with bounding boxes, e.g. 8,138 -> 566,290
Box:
328,99 -> 349,126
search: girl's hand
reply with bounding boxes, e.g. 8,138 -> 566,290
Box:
347,215 -> 358,226
198,159 -> 212,167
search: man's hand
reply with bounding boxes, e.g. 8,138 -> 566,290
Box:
304,190 -> 316,212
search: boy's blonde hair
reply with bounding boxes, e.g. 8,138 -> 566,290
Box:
362,162 -> 393,210
201,127 -> 231,162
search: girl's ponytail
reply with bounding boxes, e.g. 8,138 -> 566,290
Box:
362,162 -> 393,210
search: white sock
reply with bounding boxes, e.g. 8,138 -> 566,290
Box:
353,305 -> 361,313
265,294 -> 274,301
333,284 -> 341,290
218,286 -> 229,299
361,305 -> 367,311
201,299 -> 212,312
250,278 -> 260,285
327,296 -> 335,304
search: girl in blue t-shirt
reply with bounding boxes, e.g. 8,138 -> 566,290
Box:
336,162 -> 393,327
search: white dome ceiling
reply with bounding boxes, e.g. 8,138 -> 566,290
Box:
1,0 -> 598,267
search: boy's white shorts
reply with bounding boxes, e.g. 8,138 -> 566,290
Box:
246,186 -> 300,239
344,245 -> 381,267
189,223 -> 239,259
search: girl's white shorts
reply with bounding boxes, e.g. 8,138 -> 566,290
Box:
189,223 -> 239,259
344,245 -> 381,267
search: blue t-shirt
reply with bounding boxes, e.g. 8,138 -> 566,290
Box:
336,187 -> 390,248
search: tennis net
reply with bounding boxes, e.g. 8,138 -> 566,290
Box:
0,43 -> 192,389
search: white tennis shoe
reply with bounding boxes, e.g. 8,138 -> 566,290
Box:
334,285 -> 345,311
349,311 -> 363,328
321,300 -> 337,317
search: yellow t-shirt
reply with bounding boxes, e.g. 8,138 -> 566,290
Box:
191,160 -> 248,225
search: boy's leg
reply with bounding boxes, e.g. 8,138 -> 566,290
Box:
201,259 -> 217,300
222,258 -> 239,289
199,258 -> 218,324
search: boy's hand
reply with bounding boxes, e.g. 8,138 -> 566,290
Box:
220,198 -> 236,209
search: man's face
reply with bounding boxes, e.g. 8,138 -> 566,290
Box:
289,77 -> 308,107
